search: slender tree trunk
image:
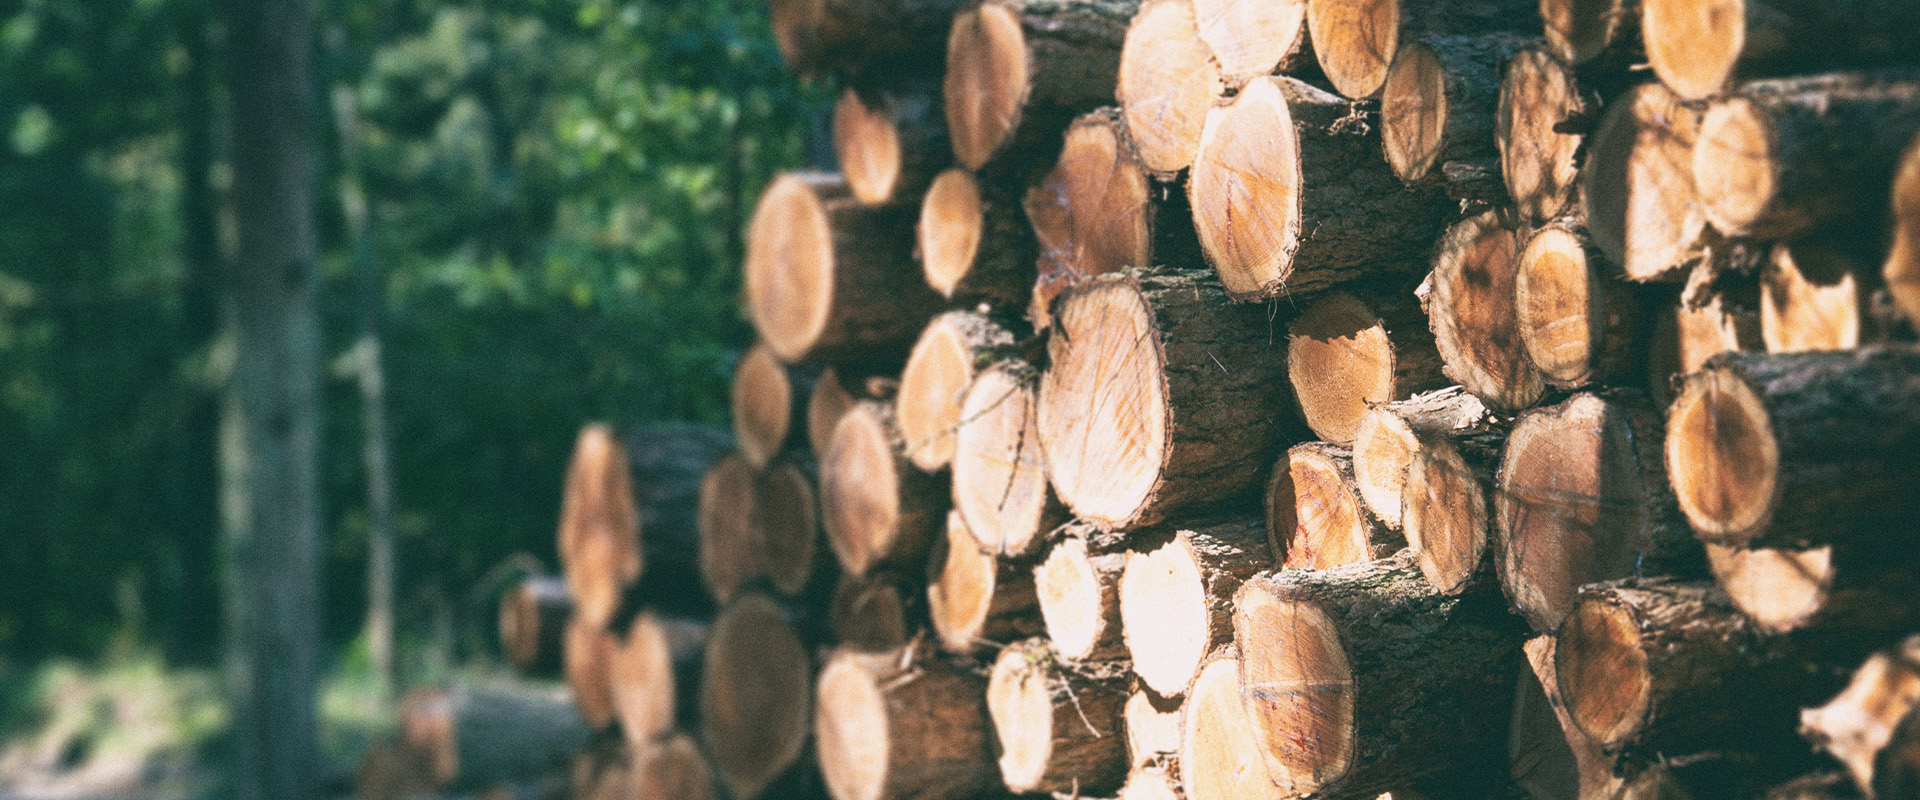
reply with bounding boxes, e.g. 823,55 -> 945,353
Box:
222,0 -> 322,795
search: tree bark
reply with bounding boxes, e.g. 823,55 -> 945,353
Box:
395,684 -> 592,793
499,575 -> 571,678
829,571 -> 917,651
834,84 -> 949,206
1802,635 -> 1920,797
1267,443 -> 1402,571
1498,45 -> 1590,226
1037,269 -> 1297,530
814,644 -> 1001,800
1663,347 -> 1920,549
943,0 -> 1135,170
1579,81 -> 1708,281
1191,76 -> 1450,302
896,311 -> 1019,473
1516,219 -> 1652,389
1120,518 -> 1272,696
987,637 -> 1130,794
927,510 -> 1042,654
700,591 -> 814,800
770,0 -> 960,79
563,425 -> 728,627
822,400 -> 950,576
699,452 -> 761,605
1233,552 -> 1527,799
1641,0 -> 1920,102
1118,0 -> 1225,174
1034,523 -> 1129,663
1352,386 -> 1497,531
1423,209 -> 1547,411
1382,33 -> 1530,186
1287,288 -> 1446,445
952,359 -> 1066,559
917,166 -> 1039,308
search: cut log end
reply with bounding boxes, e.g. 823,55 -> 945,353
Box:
898,311 -> 1009,472
499,576 -> 570,677
564,617 -> 618,731
987,644 -> 1062,792
1183,651 -> 1287,800
1307,0 -> 1397,99
1025,110 -> 1153,321
1121,538 -> 1212,697
809,367 -> 858,458
928,510 -> 1038,653
634,733 -> 717,800
1641,0 -> 1743,101
1405,440 -> 1488,594
753,460 -> 819,596
1498,46 -> 1584,225
732,344 -> 793,469
1191,77 -> 1301,299
1268,444 -> 1381,570
987,639 -> 1127,794
1516,225 -> 1603,387
823,403 -> 909,576
1382,40 -> 1448,182
919,169 -> 986,299
560,425 -> 643,631
830,574 -> 910,651
1288,291 -> 1400,445
1581,83 -> 1704,282
1191,0 -> 1306,86
1119,0 -> 1223,173
1035,535 -> 1122,663
835,88 -> 906,206
944,3 -> 1028,170
610,611 -> 679,743
1888,134 -> 1920,328
1801,636 -> 1920,793
701,593 -> 811,800
1762,242 -> 1869,354
1234,588 -> 1353,794
699,452 -> 760,604
1037,279 -> 1168,528
815,654 -> 895,800
1693,96 -> 1776,237
1706,542 -> 1832,634
1664,366 -> 1779,546
952,360 -> 1054,558
1429,210 -> 1545,411
815,648 -> 997,800
744,174 -> 836,362
1554,597 -> 1653,746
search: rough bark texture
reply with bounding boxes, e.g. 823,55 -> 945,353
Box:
1191,76 -> 1450,302
987,638 -> 1130,794
771,0 -> 960,79
1286,287 -> 1446,445
499,576 -> 571,679
1117,0 -> 1224,174
835,84 -> 949,206
943,0 -> 1135,171
927,510 -> 1042,654
1120,518 -> 1273,697
1037,268 -> 1297,531
1266,443 -> 1403,571
814,644 -> 1000,800
917,166 -> 1039,308
1516,219 -> 1652,389
624,426 -> 731,615
1663,347 -> 1920,550
1233,552 -> 1527,799
822,399 -> 950,576
1382,33 -> 1531,186
1498,45 -> 1589,226
744,172 -> 944,364
1640,0 -> 1920,102
1801,635 -> 1920,796
1423,209 -> 1546,411
395,684 -> 591,794
1352,386 -> 1497,531
1034,523 -> 1130,663
1580,81 -> 1707,282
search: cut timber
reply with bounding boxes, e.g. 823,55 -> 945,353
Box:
896,311 -> 1017,472
623,426 -> 730,614
1646,290 -> 1762,403
1266,443 -> 1401,571
814,645 -> 999,800
610,612 -> 705,743
987,638 -> 1130,794
1509,636 -> 1621,800
1117,0 -> 1224,173
1640,0 -> 1920,102
1382,34 -> 1530,185
1180,648 -> 1285,800
1233,553 -> 1525,798
572,736 -> 632,800
744,172 -> 942,364
1122,766 -> 1182,800
499,575 -> 570,678
395,684 -> 590,793
1541,0 -> 1640,66
1404,432 -> 1496,594
1580,82 -> 1706,281
822,400 -> 948,576
698,452 -> 760,605
1555,579 -> 1842,766
1516,221 -> 1647,388
769,0 -> 958,79
1035,525 -> 1129,663
633,733 -> 718,800
1119,518 -> 1271,696
917,167 -> 1037,307
809,367 -> 859,458
1761,240 -> 1888,354
951,359 -> 1063,559
732,343 -> 805,470
1709,541 -> 1920,639
1497,46 -> 1588,225
1802,636 -> 1920,795
1305,0 -> 1533,99
700,592 -> 811,800
1496,391 -> 1696,632
1125,687 -> 1182,768
1287,289 -> 1445,445
1888,133 -> 1920,327
1351,386 -> 1494,531
943,0 -> 1133,170
751,459 -> 820,597
558,424 -> 642,630
1036,269 -> 1294,530
564,616 -> 618,731
1191,0 -> 1307,88
1664,347 -> 1920,549
927,510 -> 1041,654
1424,209 -> 1546,411
834,86 -> 947,207
829,572 -> 912,651
1694,74 -> 1920,240
1191,76 -> 1448,301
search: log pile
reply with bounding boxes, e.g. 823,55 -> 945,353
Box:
370,0 -> 1920,797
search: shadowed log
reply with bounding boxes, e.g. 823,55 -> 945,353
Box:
1266,443 -> 1402,571
1498,45 -> 1588,226
918,167 -> 1038,308
1352,387 -> 1495,531
927,510 -> 1041,654
770,0 -> 959,78
752,459 -> 825,598
1516,220 -> 1650,389
1887,133 -> 1920,328
1509,636 -> 1621,800
1581,83 -> 1706,282
700,591 -> 812,800
1382,34 -> 1530,185
699,452 -> 760,605
834,86 -> 948,206
1640,0 -> 1920,102
499,576 -> 571,678
1802,636 -> 1920,796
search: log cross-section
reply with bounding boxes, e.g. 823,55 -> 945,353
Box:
896,310 -> 1017,473
700,592 -> 812,800
943,0 -> 1134,170
1119,518 -> 1271,697
822,400 -> 949,576
951,359 -> 1064,559
1117,0 -> 1224,174
1034,525 -> 1129,663
986,637 -> 1130,794
814,645 -> 1000,800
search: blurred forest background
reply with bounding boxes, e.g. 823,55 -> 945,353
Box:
0,0 -> 822,790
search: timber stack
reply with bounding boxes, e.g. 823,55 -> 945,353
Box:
363,0 -> 1920,797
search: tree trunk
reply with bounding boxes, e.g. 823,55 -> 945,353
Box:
699,452 -> 761,605
952,359 -> 1066,559
221,0 -> 322,794
1287,288 -> 1446,445
1191,76 -> 1450,302
927,510 -> 1042,654
1498,45 -> 1590,226
834,85 -> 948,206
499,575 -> 571,678
1516,220 -> 1651,389
1037,269 -> 1297,530
1234,553 -> 1527,799
829,571 -> 917,651
770,0 -> 960,79
1509,636 -> 1622,800
395,684 -> 591,793
1306,0 -> 1534,99
610,611 -> 707,744
814,644 -> 1001,800
897,311 -> 1019,473
987,638 -> 1130,794
700,591 -> 814,800
1120,518 -> 1272,696
564,616 -> 619,731
943,0 -> 1134,170
1580,82 -> 1708,282
745,172 -> 944,364
732,343 -> 810,470
822,400 -> 949,576
1663,347 -> 1920,549
1496,391 -> 1700,633
1423,209 -> 1547,411
917,166 -> 1038,308
1118,0 -> 1225,174
633,732 -> 719,800
1382,33 -> 1530,186
1801,635 -> 1920,796
1640,0 -> 1920,101
1125,686 -> 1182,769
1352,386 -> 1497,531
1267,443 -> 1402,571
1034,523 -> 1130,663
752,458 -> 826,598
1180,647 -> 1288,800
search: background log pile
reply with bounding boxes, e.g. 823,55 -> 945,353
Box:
363,0 -> 1920,797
